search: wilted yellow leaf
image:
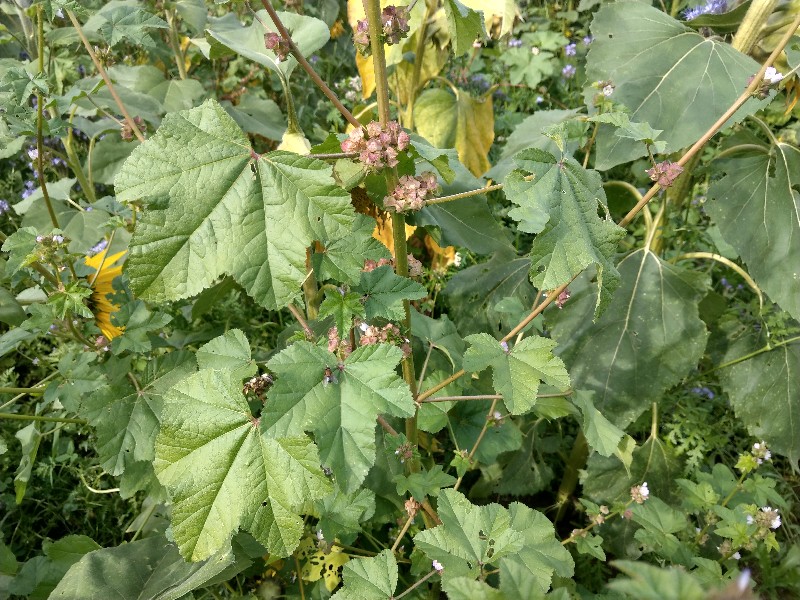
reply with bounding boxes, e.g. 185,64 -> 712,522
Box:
424,235 -> 457,270
414,88 -> 494,176
460,0 -> 520,38
373,213 -> 417,256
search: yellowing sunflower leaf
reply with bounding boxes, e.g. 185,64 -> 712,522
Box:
462,333 -> 570,415
413,88 -> 494,177
264,342 -> 414,493
154,367 -> 331,561
115,99 -> 355,311
503,148 -> 626,316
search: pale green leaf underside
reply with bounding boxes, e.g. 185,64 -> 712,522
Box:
206,10 -> 330,77
706,144 -> 800,322
115,99 -> 354,310
550,250 -> 708,429
264,342 -> 414,492
587,1 -> 765,169
154,368 -> 331,561
444,0 -> 486,56
571,390 -> 626,458
503,149 -> 625,316
463,333 -> 570,415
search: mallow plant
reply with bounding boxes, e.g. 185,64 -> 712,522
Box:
0,0 -> 799,598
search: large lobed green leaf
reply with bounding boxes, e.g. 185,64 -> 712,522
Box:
82,352 -> 195,477
706,144 -> 800,322
154,367 -> 331,562
115,99 -> 354,310
414,489 -> 573,597
586,1 -> 765,169
264,342 -> 415,493
330,550 -> 398,600
503,148 -> 625,316
549,250 -> 709,428
462,333 -> 570,414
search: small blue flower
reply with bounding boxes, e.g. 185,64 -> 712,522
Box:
470,74 -> 490,91
78,64 -> 86,77
0,200 -> 9,215
562,64 -> 576,79
565,42 -> 577,56
508,38 -> 523,48
535,96 -> 544,104
309,54 -> 320,65
88,239 -> 108,256
683,0 -> 727,20
582,35 -> 593,45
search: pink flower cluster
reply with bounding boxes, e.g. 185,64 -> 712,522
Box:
327,326 -> 353,357
380,6 -> 410,45
646,160 -> 684,188
353,6 -> 410,55
360,323 -> 411,356
384,172 -> 438,212
341,121 -> 410,169
264,32 -> 291,62
363,258 -> 394,272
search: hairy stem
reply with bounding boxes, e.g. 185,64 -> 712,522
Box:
0,413 -> 86,425
259,1 -> 361,128
554,431 -> 588,523
732,0 -> 778,53
67,10 -> 145,143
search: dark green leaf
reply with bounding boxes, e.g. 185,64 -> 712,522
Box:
550,251 -> 709,428
707,144 -> 800,321
587,1 -> 766,169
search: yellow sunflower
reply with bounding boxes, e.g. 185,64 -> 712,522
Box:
84,249 -> 127,340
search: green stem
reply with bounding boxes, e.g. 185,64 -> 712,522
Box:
259,0 -> 361,128
0,387 -> 46,396
707,336 -> 800,373
403,3 -> 434,129
35,8 -> 60,233
425,183 -> 503,205
165,8 -> 188,80
0,413 -> 86,424
364,0 -> 419,447
732,0 -> 778,53
63,111 -> 96,203
67,10 -> 145,143
554,430 -> 588,524
393,570 -> 437,600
